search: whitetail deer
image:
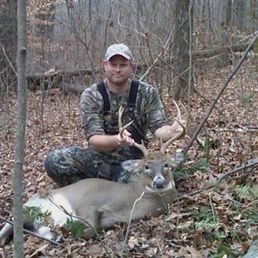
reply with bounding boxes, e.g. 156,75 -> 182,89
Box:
0,102 -> 186,246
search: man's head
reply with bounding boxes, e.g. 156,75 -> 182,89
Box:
104,44 -> 134,61
103,44 -> 134,87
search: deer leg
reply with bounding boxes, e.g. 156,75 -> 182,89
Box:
77,206 -> 102,239
0,216 -> 36,246
0,222 -> 13,246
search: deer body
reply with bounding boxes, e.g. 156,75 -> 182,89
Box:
0,102 -> 186,245
0,157 -> 177,245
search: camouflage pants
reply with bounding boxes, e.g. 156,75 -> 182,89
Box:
43,146 -> 130,187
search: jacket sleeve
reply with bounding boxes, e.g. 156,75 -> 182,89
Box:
143,84 -> 168,134
79,84 -> 105,140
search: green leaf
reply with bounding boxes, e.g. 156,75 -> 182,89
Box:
23,206 -> 51,223
64,218 -> 86,238
217,243 -> 234,255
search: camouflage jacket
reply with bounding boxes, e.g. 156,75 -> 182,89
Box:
80,79 -> 168,164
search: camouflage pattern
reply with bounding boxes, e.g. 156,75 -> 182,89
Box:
44,146 -> 131,187
104,43 -> 134,61
80,79 -> 168,164
44,79 -> 168,186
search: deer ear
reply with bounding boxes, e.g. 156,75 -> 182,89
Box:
167,149 -> 185,167
121,160 -> 144,173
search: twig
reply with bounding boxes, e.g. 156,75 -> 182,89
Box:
212,127 -> 258,133
181,159 -> 258,198
121,191 -> 145,255
0,217 -> 59,245
208,192 -> 217,226
27,244 -> 49,258
47,197 -> 112,256
139,25 -> 174,81
0,44 -> 17,76
47,197 -> 99,238
183,31 -> 258,154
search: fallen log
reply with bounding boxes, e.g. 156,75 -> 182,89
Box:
25,41 -> 254,92
193,43 -> 252,59
59,82 -> 85,96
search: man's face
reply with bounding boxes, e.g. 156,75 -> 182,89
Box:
103,55 -> 133,85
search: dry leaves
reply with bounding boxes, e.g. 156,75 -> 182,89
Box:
0,60 -> 258,257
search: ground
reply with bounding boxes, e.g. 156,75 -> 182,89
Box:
0,59 -> 258,257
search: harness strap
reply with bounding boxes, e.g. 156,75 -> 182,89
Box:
127,80 -> 139,109
97,81 -> 110,114
97,79 -> 145,145
97,80 -> 139,111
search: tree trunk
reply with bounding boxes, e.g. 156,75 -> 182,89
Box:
13,0 -> 27,257
225,0 -> 232,27
171,0 -> 192,100
232,0 -> 247,31
0,0 -> 17,91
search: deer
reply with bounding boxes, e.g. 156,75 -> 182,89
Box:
0,102 -> 187,246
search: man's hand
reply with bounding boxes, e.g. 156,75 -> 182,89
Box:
171,120 -> 186,136
116,129 -> 135,147
154,120 -> 186,143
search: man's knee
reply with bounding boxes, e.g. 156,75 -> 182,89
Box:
43,150 -> 58,177
43,146 -> 101,186
43,147 -> 82,186
43,150 -> 63,185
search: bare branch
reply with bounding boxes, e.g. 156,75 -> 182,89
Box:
183,31 -> 258,154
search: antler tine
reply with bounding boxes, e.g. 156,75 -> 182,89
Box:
133,141 -> 149,159
160,100 -> 188,154
118,106 -> 148,158
118,106 -> 133,137
172,99 -> 181,121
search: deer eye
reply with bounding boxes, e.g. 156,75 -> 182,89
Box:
144,164 -> 152,174
163,164 -> 170,173
144,164 -> 150,170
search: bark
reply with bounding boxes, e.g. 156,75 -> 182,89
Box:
172,0 -> 191,100
13,0 -> 27,257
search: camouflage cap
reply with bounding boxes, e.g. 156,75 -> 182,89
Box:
104,44 -> 134,61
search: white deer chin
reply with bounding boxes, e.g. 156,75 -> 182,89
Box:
145,181 -> 174,193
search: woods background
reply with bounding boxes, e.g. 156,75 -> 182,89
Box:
0,0 -> 258,257
1,0 -> 258,96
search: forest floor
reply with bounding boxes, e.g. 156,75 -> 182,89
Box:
0,58 -> 258,258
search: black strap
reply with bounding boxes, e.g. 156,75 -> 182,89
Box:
127,80 -> 139,109
97,81 -> 110,114
97,80 -> 145,143
97,80 -> 139,112
126,80 -> 144,141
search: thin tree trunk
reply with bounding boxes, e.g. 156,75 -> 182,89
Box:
172,0 -> 191,100
0,0 -> 17,89
225,0 -> 232,27
13,0 -> 27,257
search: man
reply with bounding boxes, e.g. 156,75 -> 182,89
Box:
44,43 -> 183,187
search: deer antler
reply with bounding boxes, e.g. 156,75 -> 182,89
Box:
118,106 -> 133,137
118,106 -> 148,158
160,100 -> 188,154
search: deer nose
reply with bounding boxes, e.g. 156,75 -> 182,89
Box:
153,176 -> 166,189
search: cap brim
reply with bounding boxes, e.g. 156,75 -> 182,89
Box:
105,52 -> 131,61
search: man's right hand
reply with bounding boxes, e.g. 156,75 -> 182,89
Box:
116,129 -> 135,147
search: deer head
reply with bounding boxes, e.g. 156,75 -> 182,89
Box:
118,101 -> 187,192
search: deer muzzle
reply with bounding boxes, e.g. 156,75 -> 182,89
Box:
153,175 -> 166,189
